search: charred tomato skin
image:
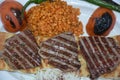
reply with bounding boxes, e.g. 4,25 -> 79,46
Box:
86,7 -> 116,36
0,0 -> 26,33
94,12 -> 112,35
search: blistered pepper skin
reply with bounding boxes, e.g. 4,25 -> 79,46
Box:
0,0 -> 26,32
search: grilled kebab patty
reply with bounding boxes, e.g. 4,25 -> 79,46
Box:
39,32 -> 81,72
79,36 -> 120,79
2,30 -> 41,70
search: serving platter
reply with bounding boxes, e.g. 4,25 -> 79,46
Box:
0,0 -> 120,80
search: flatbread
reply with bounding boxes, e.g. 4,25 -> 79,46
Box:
0,32 -> 13,51
0,32 -> 120,78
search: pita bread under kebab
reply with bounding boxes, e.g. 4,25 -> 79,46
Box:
0,30 -> 120,79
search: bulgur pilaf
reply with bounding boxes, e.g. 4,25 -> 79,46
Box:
26,0 -> 83,37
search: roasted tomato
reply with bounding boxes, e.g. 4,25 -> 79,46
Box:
0,0 -> 26,32
86,7 -> 116,36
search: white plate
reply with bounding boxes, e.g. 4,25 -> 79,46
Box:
0,0 -> 120,80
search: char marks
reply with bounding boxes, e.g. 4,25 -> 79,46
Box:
79,36 -> 120,79
2,30 -> 41,70
39,32 -> 80,72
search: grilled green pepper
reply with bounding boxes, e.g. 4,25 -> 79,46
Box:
85,0 -> 120,12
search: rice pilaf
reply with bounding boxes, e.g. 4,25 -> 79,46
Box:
26,0 -> 83,38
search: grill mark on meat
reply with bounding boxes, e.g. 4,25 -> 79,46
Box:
7,37 -> 35,68
4,49 -> 25,69
40,42 -> 76,58
105,37 -> 120,61
39,32 -> 80,71
40,48 -> 71,62
13,48 -> 33,69
103,38 -> 120,69
18,34 -> 38,53
14,47 -> 34,68
40,48 -> 80,67
79,39 -> 98,71
79,36 -> 120,79
55,36 -> 77,47
48,60 -> 73,70
43,41 -> 78,57
47,38 -> 78,54
18,37 -> 40,64
16,36 -> 36,55
80,37 -> 103,77
15,36 -> 41,66
25,30 -> 38,44
85,37 -> 101,67
79,44 -> 96,75
85,37 -> 108,75
98,37 -> 114,70
20,47 -> 40,66
2,30 -> 41,69
40,51 -> 80,69
94,37 -> 111,69
59,33 -> 76,42
92,37 -> 108,73
49,57 -> 77,70
97,37 -> 120,72
51,38 -> 77,50
101,37 -> 117,59
89,37 -> 104,68
5,35 -> 40,67
2,53 -> 17,69
19,30 -> 39,50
